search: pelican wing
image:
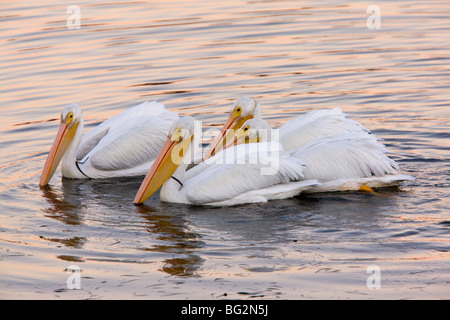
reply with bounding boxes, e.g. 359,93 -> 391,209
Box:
279,107 -> 370,153
292,132 -> 399,182
207,179 -> 319,206
87,111 -> 178,171
77,101 -> 169,160
183,142 -> 306,204
76,126 -> 109,161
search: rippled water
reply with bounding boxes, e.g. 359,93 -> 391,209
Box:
1,0 -> 449,299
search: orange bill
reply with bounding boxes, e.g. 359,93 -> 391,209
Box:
134,136 -> 191,204
203,114 -> 253,160
39,121 -> 78,186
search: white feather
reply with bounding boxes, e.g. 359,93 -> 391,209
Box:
88,112 -> 177,171
77,101 -> 168,159
292,133 -> 396,181
279,107 -> 370,153
160,141 -> 317,205
61,101 -> 178,179
305,175 -> 415,193
239,113 -> 415,193
208,180 -> 319,206
291,132 -> 415,190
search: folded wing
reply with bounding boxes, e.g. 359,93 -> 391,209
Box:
78,101 -> 178,171
292,132 -> 398,182
279,107 -> 370,153
184,142 -> 306,204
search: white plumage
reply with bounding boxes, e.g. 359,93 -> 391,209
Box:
238,118 -> 415,193
76,102 -> 178,178
292,132 -> 414,191
134,117 -> 319,206
135,101 -> 415,206
162,141 -> 318,205
39,100 -> 178,186
279,107 -> 371,154
204,96 -> 414,194
204,97 -> 373,160
293,133 -> 397,181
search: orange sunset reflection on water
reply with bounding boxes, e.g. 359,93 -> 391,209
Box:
0,0 -> 449,299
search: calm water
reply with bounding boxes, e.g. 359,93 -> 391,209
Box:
1,0 -> 449,299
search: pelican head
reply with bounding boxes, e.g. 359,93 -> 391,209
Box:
203,96 -> 261,160
169,116 -> 195,142
231,96 -> 262,120
224,118 -> 272,148
134,116 -> 195,204
39,104 -> 83,186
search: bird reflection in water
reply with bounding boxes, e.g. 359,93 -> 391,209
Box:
136,204 -> 205,277
40,176 -> 205,277
39,181 -> 87,251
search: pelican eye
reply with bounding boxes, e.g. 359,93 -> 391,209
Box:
243,126 -> 249,131
233,106 -> 242,118
66,112 -> 74,123
171,128 -> 184,141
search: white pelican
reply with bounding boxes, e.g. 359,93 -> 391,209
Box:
203,96 -> 261,160
231,118 -> 415,192
203,96 -> 371,159
133,117 -> 319,205
39,101 -> 179,186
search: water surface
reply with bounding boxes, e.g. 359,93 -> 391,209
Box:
0,0 -> 449,299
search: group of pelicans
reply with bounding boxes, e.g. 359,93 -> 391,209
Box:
39,97 -> 414,206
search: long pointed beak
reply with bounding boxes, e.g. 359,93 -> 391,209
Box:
39,122 -> 78,187
223,128 -> 246,149
223,128 -> 261,150
133,136 -> 191,204
203,114 -> 253,160
223,134 -> 239,150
